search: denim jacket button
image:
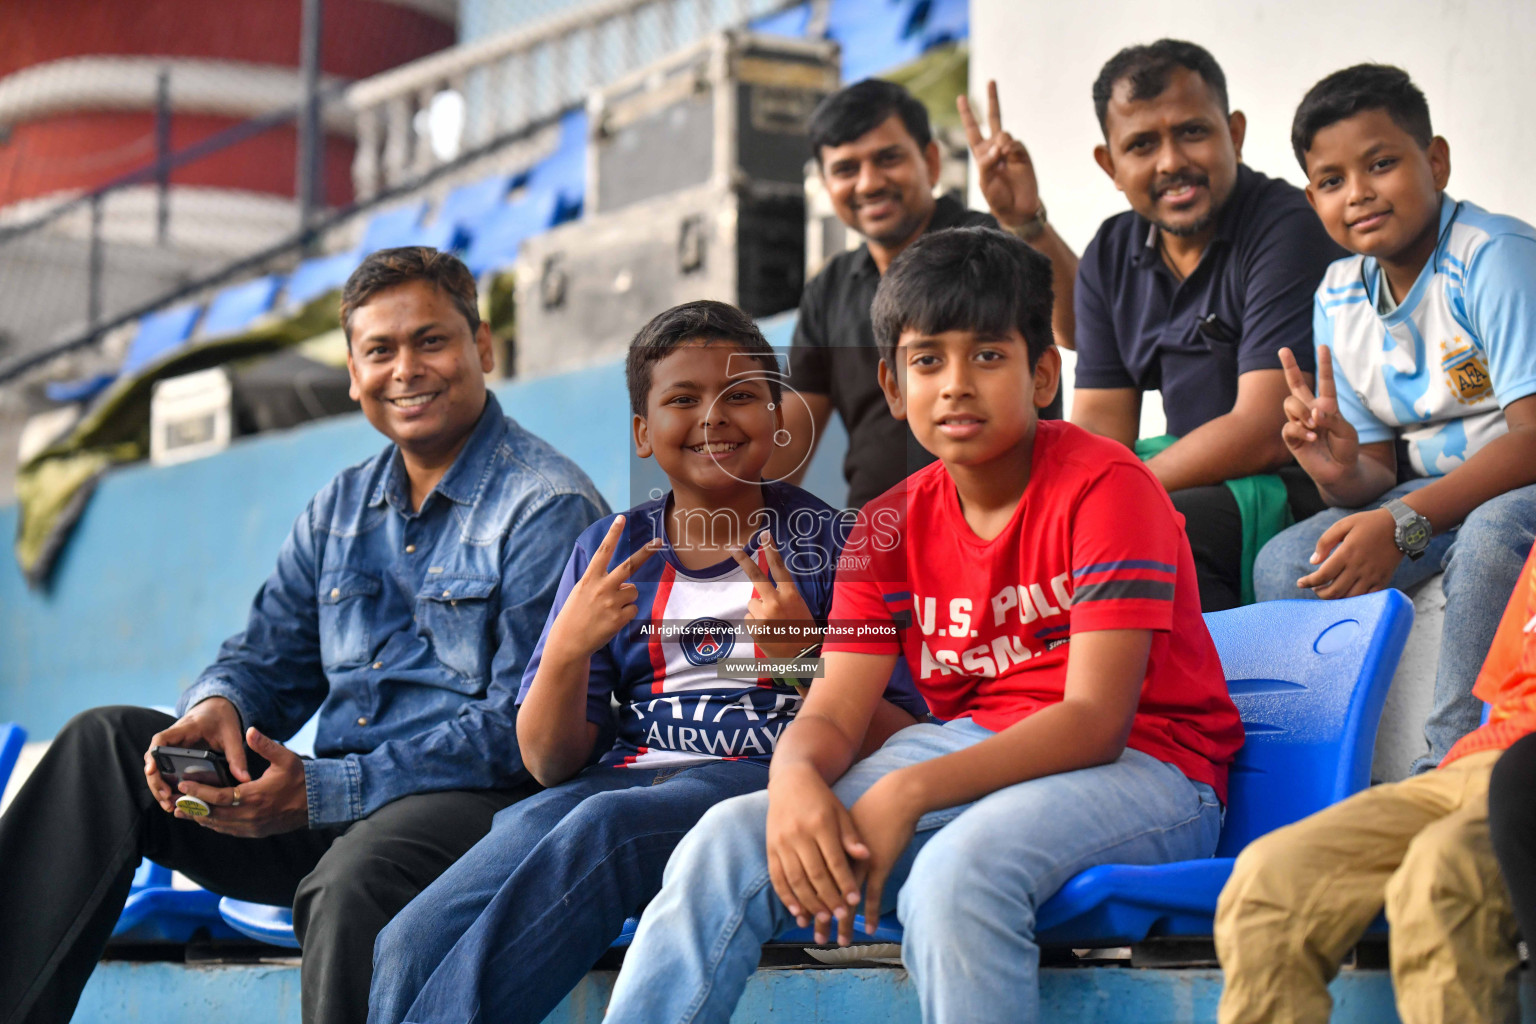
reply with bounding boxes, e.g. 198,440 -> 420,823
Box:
372,661 -> 383,669
357,717 -> 368,726
330,588 -> 340,598
405,545 -> 416,554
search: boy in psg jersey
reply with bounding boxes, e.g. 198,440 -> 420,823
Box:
1256,65 -> 1536,774
368,300 -> 925,1024
602,228 -> 1244,1024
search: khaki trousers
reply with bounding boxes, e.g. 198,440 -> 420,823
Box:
1215,749 -> 1519,1024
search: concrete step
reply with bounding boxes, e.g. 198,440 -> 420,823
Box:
74,959 -> 1536,1023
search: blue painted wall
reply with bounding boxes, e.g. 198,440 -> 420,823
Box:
0,331 -> 848,740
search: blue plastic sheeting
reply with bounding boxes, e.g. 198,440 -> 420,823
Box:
200,276 -> 284,339
285,250 -> 361,309
461,188 -> 563,277
77,961 -> 1510,1024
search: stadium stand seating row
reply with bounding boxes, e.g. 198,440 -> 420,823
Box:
40,0 -> 964,412
213,589 -> 1415,952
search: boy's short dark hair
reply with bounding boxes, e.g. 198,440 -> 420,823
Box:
1091,39 -> 1229,135
870,226 -> 1054,370
808,78 -> 932,167
626,300 -> 783,416
340,246 -> 481,343
1291,64 -> 1433,170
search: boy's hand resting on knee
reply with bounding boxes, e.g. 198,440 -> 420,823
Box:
143,696 -> 253,812
767,762 -> 867,946
175,727 -> 310,838
1296,506 -> 1402,599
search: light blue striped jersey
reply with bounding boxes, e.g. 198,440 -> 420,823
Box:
1314,195 -> 1536,476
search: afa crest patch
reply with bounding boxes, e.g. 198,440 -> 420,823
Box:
679,617 -> 736,666
1441,336 -> 1494,405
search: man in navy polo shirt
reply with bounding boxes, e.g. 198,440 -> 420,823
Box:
1068,40 -> 1342,610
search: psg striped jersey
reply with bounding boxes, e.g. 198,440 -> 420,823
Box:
518,481 -> 927,769
824,421 -> 1244,800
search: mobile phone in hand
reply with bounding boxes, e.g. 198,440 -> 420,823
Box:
150,745 -> 236,817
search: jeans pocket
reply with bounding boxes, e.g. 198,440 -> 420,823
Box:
317,570 -> 380,668
416,574 -> 499,688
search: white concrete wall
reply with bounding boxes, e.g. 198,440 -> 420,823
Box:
972,0 -> 1536,431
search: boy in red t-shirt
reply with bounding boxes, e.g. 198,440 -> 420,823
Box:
603,227 -> 1244,1024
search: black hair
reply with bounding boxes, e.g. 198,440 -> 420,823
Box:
1291,64 -> 1433,170
807,78 -> 932,167
341,246 -> 480,344
1091,39 -> 1229,135
870,226 -> 1054,370
626,300 -> 782,417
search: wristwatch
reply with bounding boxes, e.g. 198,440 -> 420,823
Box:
1006,201 -> 1048,243
1382,497 -> 1432,560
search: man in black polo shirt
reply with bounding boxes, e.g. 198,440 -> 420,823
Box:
1068,40 -> 1342,610
770,79 -> 1077,508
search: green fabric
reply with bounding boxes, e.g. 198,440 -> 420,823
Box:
14,292 -> 342,587
1134,434 -> 1293,605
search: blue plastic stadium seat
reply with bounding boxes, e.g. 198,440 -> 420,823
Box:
461,188 -> 564,277
425,173 -> 519,253
522,110 -> 587,218
762,591 -> 1413,949
916,0 -> 968,46
0,722 -> 26,795
219,897 -> 302,949
360,201 -> 431,254
751,2 -> 810,36
825,0 -> 927,82
112,858 -> 239,943
200,275 -> 284,339
285,250 -> 362,309
47,302 -> 204,403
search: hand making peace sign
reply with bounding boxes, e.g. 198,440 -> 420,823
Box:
1279,345 -> 1360,487
958,80 -> 1043,232
731,530 -> 820,660
546,515 -> 661,658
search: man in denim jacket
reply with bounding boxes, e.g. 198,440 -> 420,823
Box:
0,248 -> 607,1024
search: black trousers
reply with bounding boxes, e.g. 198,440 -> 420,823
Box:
1489,731 -> 1536,941
1169,464 -> 1328,612
0,706 -> 528,1024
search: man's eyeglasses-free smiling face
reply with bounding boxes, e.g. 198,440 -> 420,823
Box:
1094,66 -> 1245,241
818,113 -> 943,251
633,340 -> 783,495
879,328 -> 1060,468
1302,107 -> 1449,267
346,279 -> 495,463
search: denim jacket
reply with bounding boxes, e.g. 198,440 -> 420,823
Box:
177,394 -> 609,828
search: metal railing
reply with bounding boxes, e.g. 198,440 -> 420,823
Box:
347,0 -> 798,200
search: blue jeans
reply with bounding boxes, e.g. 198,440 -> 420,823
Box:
368,759 -> 767,1024
1253,480 -> 1536,774
603,719 -> 1223,1024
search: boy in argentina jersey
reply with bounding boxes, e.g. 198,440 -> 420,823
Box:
1256,65 -> 1536,774
604,228 -> 1243,1024
369,301 -> 923,1024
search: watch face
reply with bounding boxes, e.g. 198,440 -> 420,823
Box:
1401,519 -> 1432,551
